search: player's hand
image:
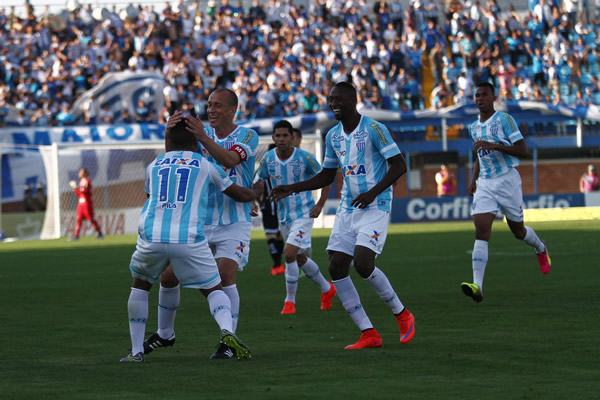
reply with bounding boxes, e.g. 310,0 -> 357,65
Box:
269,185 -> 293,202
467,181 -> 477,196
473,140 -> 496,152
165,110 -> 183,133
351,191 -> 376,209
309,203 -> 323,218
69,180 -> 77,189
251,201 -> 259,217
185,114 -> 207,141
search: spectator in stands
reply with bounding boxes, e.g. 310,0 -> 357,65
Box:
98,104 -> 115,124
579,164 -> 600,192
135,100 -> 152,123
83,95 -> 98,125
435,164 -> 455,197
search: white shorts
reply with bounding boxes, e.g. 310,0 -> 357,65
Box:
472,168 -> 524,222
280,218 -> 314,252
327,209 -> 389,256
129,237 -> 221,289
204,222 -> 251,270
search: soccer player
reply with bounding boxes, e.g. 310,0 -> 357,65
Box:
120,120 -> 257,363
461,82 -> 551,303
69,168 -> 103,240
259,143 -> 286,276
270,82 -> 415,349
143,89 -> 259,359
256,119 -> 336,315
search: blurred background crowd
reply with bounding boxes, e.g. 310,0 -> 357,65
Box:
0,0 -> 599,127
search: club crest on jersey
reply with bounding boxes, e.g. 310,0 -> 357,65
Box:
356,140 -> 366,151
343,164 -> 366,176
490,123 -> 499,137
353,130 -> 368,139
225,139 -> 235,149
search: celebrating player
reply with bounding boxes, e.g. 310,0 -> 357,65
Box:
120,120 -> 257,363
142,89 -> 259,359
270,82 -> 415,349
256,119 -> 336,315
461,82 -> 551,303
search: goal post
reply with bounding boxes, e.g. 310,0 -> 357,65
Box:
39,142 -> 165,239
37,133 -> 325,240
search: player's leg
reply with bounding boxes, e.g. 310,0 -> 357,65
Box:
297,252 -> 336,310
143,266 -> 179,354
170,242 -> 250,360
87,207 -> 103,238
281,241 -> 301,314
263,204 -> 284,275
73,207 -> 84,239
124,278 -> 152,361
354,209 -> 415,344
501,170 -> 550,274
210,222 -> 251,333
462,212 -> 495,302
124,239 -> 168,362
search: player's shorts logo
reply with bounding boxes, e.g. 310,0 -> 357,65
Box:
296,230 -> 305,239
236,242 -> 246,253
371,231 -> 380,242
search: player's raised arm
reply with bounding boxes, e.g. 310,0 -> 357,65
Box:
351,153 -> 406,209
269,167 -> 337,202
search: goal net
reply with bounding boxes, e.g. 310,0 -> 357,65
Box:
38,134 -> 324,239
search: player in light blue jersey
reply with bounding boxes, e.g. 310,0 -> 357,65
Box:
142,89 -> 260,360
121,120 -> 257,363
461,82 -> 551,303
271,82 -> 415,349
256,120 -> 336,315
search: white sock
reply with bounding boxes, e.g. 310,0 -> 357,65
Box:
284,260 -> 299,303
472,240 -> 488,289
222,284 -> 239,333
207,290 -> 233,333
300,257 -> 331,292
127,288 -> 149,355
333,276 -> 373,331
365,267 -> 404,314
157,284 -> 180,339
524,226 -> 545,253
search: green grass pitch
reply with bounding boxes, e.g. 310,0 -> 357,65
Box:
2,220 -> 599,399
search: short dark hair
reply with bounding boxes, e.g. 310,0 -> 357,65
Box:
334,81 -> 357,98
292,127 -> 302,139
273,119 -> 293,134
212,88 -> 238,109
168,119 -> 197,149
476,81 -> 495,94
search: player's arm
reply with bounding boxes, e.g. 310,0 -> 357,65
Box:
351,153 -> 407,209
473,138 -> 527,158
468,156 -> 480,196
270,167 -> 337,201
185,115 -> 243,168
223,183 -> 259,203
309,184 -> 332,218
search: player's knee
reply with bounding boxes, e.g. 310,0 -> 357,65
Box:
160,268 -> 179,287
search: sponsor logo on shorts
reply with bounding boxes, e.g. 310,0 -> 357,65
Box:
296,230 -> 305,239
236,242 -> 246,253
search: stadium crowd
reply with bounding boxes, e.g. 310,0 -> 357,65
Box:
0,0 -> 599,127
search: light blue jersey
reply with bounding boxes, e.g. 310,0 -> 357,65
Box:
197,126 -> 259,225
257,147 -> 321,225
138,150 -> 232,244
323,115 -> 401,213
469,111 -> 524,179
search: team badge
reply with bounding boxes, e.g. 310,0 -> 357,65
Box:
356,140 -> 365,151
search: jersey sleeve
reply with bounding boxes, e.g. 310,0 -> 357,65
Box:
206,159 -> 233,192
369,121 -> 400,159
323,131 -> 339,169
257,154 -> 269,181
501,113 -> 524,143
231,129 -> 259,162
304,152 -> 322,176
